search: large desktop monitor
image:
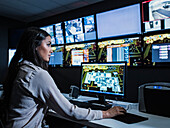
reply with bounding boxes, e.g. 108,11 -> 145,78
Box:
65,42 -> 96,66
98,37 -> 142,66
142,0 -> 170,33
143,33 -> 170,66
96,3 -> 141,39
80,62 -> 127,103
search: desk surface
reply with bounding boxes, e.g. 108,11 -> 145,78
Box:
49,94 -> 170,128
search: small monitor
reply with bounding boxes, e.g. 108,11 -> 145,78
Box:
49,46 -> 64,67
143,33 -> 170,66
152,43 -> 170,62
142,0 -> 170,33
40,25 -> 55,44
54,23 -> 64,45
65,42 -> 96,66
80,62 -> 127,103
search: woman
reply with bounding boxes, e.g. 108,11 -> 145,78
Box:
3,27 -> 126,128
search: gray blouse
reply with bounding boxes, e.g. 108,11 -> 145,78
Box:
7,60 -> 102,128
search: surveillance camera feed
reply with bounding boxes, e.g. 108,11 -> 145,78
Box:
80,62 -> 126,97
65,15 -> 96,43
98,37 -> 142,66
143,33 -> 170,65
40,25 -> 55,44
65,18 -> 84,43
142,0 -> 170,32
65,42 -> 96,66
49,46 -> 64,66
54,23 -> 64,45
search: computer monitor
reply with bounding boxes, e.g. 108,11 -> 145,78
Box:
80,62 -> 127,104
96,3 -> 141,39
142,0 -> 170,33
49,46 -> 64,67
65,42 -> 96,66
98,37 -> 142,66
143,33 -> 170,66
40,25 -> 55,44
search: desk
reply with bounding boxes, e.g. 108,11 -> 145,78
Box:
47,94 -> 170,128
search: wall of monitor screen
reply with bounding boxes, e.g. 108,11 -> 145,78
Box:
7,0 -> 170,102
36,0 -> 170,68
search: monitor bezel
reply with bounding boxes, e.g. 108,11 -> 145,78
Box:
80,61 -> 127,101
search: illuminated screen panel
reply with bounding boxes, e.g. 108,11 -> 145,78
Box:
80,62 -> 126,97
165,18 -> 170,29
40,25 -> 55,44
97,4 -> 141,39
143,33 -> 170,65
49,46 -> 64,66
8,49 -> 16,65
54,23 -> 64,45
65,15 -> 96,43
98,37 -> 142,66
84,15 -> 96,41
152,43 -> 170,62
142,0 -> 170,32
144,20 -> 161,32
65,18 -> 84,43
65,42 -> 96,66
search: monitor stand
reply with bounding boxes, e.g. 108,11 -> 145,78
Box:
88,95 -> 112,107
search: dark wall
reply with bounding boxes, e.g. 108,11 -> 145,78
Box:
49,66 -> 170,103
0,16 -> 26,83
29,0 -> 143,27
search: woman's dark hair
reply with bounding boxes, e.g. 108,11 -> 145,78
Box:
3,27 -> 51,107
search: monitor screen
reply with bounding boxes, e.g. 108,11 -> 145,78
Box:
80,62 -> 126,101
142,0 -> 170,33
65,42 -> 96,66
54,23 -> 64,45
96,4 -> 141,39
40,25 -> 55,44
65,18 -> 84,43
49,46 -> 64,66
152,43 -> 170,62
98,37 -> 142,66
8,49 -> 16,65
143,33 -> 170,66
65,15 -> 96,43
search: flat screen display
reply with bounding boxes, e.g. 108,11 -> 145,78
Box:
40,25 -> 55,44
65,42 -> 96,66
143,33 -> 170,65
142,0 -> 170,33
97,4 -> 141,39
54,23 -> 64,45
80,62 -> 126,97
65,18 -> 84,43
152,43 -> 170,62
98,37 -> 142,66
49,46 -> 64,66
65,15 -> 96,43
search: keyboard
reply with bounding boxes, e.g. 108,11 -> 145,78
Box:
69,99 -> 148,124
112,112 -> 148,124
69,99 -> 112,110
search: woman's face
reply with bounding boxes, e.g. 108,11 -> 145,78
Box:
36,36 -> 53,62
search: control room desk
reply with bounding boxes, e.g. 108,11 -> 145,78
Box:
46,94 -> 170,128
